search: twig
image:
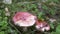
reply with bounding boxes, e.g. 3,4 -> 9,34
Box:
6,7 -> 22,34
8,17 -> 22,34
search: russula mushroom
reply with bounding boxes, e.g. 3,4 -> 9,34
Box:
35,20 -> 50,32
13,12 -> 36,31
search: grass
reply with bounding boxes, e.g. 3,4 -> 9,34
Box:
0,0 -> 60,34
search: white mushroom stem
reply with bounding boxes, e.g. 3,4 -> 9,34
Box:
23,27 -> 28,31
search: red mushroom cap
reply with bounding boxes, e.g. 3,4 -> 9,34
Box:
13,12 -> 37,27
35,20 -> 50,31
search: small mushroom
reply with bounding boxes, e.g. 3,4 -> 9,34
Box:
35,20 -> 50,32
13,12 -> 37,31
5,7 -> 10,16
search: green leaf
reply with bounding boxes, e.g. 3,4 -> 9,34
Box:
56,25 -> 60,32
37,12 -> 44,19
0,31 -> 5,34
49,9 -> 55,15
50,23 -> 54,29
51,25 -> 60,34
42,5 -> 48,10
